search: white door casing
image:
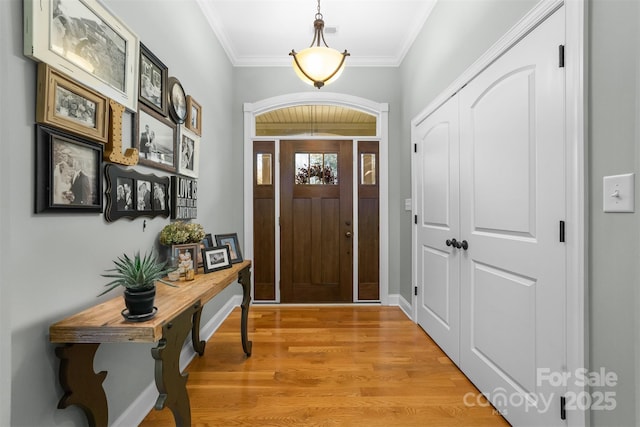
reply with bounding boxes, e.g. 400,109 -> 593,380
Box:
415,94 -> 461,365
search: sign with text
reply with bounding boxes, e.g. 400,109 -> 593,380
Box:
171,176 -> 197,219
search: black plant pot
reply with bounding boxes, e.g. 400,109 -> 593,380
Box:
122,287 -> 157,321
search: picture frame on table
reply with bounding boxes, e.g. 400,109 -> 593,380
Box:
185,96 -> 202,136
36,63 -> 109,143
139,43 -> 168,116
171,243 -> 199,276
35,124 -> 103,213
136,103 -> 177,173
202,246 -> 232,273
103,164 -> 170,222
167,76 -> 187,124
178,125 -> 200,178
24,0 -> 140,112
202,233 -> 214,248
215,233 -> 243,264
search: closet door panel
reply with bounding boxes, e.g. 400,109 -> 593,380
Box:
459,6 -> 566,426
415,94 -> 460,364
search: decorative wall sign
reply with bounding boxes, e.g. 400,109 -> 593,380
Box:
35,125 -> 103,213
24,0 -> 140,111
171,175 -> 197,219
104,164 -> 170,222
105,100 -> 139,165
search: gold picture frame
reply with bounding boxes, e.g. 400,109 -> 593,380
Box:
186,95 -> 202,136
36,63 -> 109,143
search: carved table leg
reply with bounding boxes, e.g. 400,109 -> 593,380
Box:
55,343 -> 108,427
151,302 -> 199,427
238,266 -> 253,357
191,301 -> 206,356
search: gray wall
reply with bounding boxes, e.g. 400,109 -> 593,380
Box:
1,0 -> 241,425
400,0 -> 640,425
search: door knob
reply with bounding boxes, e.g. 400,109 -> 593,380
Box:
345,231 -> 352,238
446,238 -> 457,248
460,240 -> 469,250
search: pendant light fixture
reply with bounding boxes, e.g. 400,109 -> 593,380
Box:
289,0 -> 350,89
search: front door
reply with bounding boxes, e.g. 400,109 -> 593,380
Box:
280,140 -> 353,303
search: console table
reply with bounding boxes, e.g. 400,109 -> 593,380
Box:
49,260 -> 252,427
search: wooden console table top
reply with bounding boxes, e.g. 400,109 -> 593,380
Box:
49,260 -> 252,344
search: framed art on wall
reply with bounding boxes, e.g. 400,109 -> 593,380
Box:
36,63 -> 109,143
24,0 -> 140,111
136,103 -> 177,173
185,95 -> 201,135
104,164 -> 170,222
167,76 -> 187,124
178,126 -> 199,178
35,124 -> 103,213
139,43 -> 168,116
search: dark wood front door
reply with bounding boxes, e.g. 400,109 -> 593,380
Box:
280,140 -> 353,303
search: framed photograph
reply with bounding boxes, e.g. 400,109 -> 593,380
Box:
215,233 -> 243,264
35,124 -> 103,213
202,233 -> 214,248
24,0 -> 139,111
104,164 -> 170,222
167,76 -> 187,124
178,126 -> 200,178
139,43 -> 167,116
36,63 -> 109,143
202,246 -> 232,273
185,96 -> 202,136
136,103 -> 177,172
171,243 -> 199,275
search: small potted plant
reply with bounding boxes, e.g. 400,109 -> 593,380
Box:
99,251 -> 176,321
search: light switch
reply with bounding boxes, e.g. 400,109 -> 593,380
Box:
603,173 -> 635,213
404,198 -> 412,211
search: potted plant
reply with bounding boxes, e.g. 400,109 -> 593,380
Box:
99,251 -> 176,321
159,221 -> 205,246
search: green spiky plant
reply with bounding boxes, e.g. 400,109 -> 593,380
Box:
99,251 -> 176,296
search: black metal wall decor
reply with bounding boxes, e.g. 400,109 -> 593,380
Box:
104,164 -> 170,222
171,175 -> 197,219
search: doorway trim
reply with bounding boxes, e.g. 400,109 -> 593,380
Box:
243,93 -> 390,304
410,0 -> 586,425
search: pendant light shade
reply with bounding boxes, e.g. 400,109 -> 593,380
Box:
290,1 -> 349,89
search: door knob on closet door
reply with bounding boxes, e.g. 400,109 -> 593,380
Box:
446,238 -> 457,247
460,240 -> 468,250
345,231 -> 352,238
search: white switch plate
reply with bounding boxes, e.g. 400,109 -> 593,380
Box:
404,198 -> 412,211
603,173 -> 635,213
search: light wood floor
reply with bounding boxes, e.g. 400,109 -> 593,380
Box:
140,305 -> 509,426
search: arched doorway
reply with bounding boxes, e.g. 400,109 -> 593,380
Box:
243,93 -> 389,303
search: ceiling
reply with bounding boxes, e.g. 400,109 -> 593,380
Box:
195,0 -> 438,67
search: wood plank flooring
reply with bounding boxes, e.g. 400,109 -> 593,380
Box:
139,305 -> 509,426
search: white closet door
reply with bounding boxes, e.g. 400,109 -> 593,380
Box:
459,6 -> 566,426
415,95 -> 461,364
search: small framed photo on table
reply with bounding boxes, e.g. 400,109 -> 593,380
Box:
215,233 -> 243,264
202,246 -> 232,273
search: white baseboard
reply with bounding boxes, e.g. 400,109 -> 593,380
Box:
111,295 -> 243,427
387,293 -> 413,321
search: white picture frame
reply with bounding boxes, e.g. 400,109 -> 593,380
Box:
24,0 -> 139,112
178,125 -> 200,179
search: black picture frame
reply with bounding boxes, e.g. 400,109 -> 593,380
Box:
214,233 -> 243,264
167,76 -> 187,124
202,233 -> 214,248
35,124 -> 103,213
139,43 -> 168,117
104,164 -> 170,222
202,246 -> 232,273
136,103 -> 177,173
